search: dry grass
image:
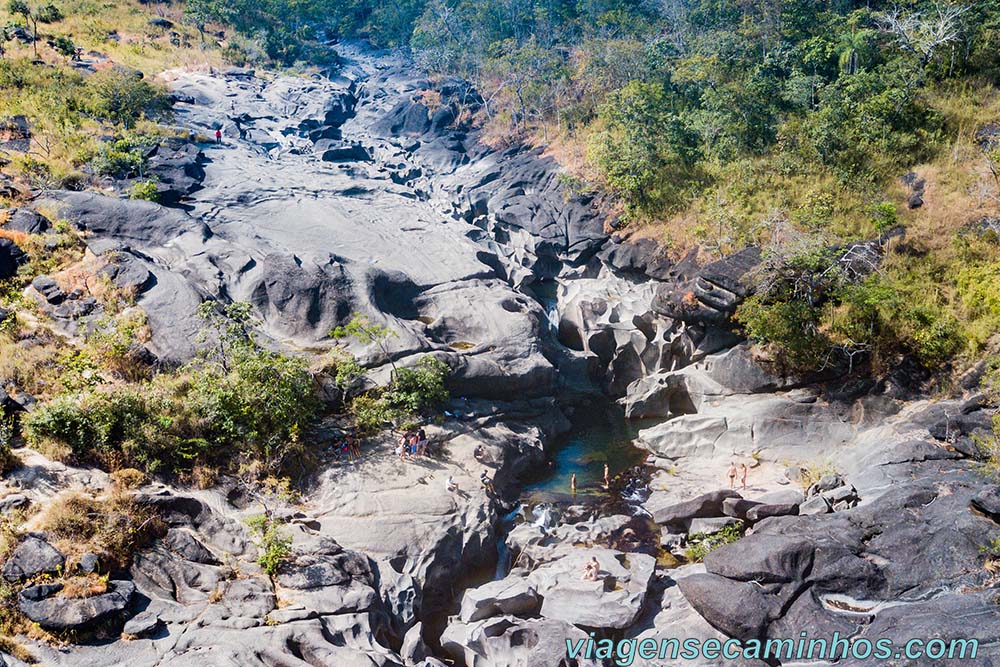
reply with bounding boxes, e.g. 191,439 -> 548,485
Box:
37,491 -> 165,568
59,575 -> 108,600
110,468 -> 147,491
0,330 -> 64,398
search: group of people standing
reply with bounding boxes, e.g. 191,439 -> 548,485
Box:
396,429 -> 429,459
727,461 -> 750,489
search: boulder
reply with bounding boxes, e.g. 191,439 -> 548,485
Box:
722,497 -> 763,520
807,473 -> 845,496
163,528 -> 219,565
77,553 -> 100,575
317,140 -> 370,162
687,516 -> 740,537
971,485 -> 1000,522
0,238 -> 27,280
4,208 -> 51,234
650,489 -> 742,527
122,610 -> 161,637
798,495 -> 831,516
459,578 -> 540,623
529,548 -> 655,629
704,535 -> 814,584
30,275 -> 66,305
2,536 -> 65,582
441,615 -> 600,667
745,503 -> 799,522
677,573 -> 773,640
400,622 -> 432,664
19,580 -> 135,630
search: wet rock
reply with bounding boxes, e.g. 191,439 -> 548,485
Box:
3,536 -> 65,582
19,580 -> 135,630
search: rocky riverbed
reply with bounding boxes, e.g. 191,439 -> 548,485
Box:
2,42 -> 1000,667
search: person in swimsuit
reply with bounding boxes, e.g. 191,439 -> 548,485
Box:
740,463 -> 748,490
727,462 -> 738,489
582,556 -> 600,581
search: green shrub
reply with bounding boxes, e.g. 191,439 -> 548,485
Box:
246,514 -> 291,576
23,303 -> 318,475
129,180 -> 159,202
347,355 -> 450,434
87,68 -> 170,128
684,522 -> 744,563
91,136 -> 149,179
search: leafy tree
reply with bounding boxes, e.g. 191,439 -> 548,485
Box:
87,69 -> 170,128
587,80 -> 702,216
330,313 -> 398,375
7,0 -> 62,57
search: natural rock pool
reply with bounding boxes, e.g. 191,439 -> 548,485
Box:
521,404 -> 652,504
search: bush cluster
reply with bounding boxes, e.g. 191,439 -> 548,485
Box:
23,303 -> 317,475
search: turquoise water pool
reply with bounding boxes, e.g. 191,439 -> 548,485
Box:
521,403 -> 651,504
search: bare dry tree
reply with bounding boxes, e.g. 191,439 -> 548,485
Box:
875,2 -> 970,68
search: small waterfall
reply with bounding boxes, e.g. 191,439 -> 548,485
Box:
494,504 -> 523,580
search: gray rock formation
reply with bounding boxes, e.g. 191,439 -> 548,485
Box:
2,536 -> 64,583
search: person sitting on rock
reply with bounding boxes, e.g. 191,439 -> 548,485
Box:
727,462 -> 738,489
446,475 -> 459,493
581,556 -> 600,581
348,436 -> 361,461
480,470 -> 495,495
740,463 -> 748,490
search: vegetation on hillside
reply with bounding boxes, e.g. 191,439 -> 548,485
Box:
174,0 -> 1000,376
0,0 -> 220,193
